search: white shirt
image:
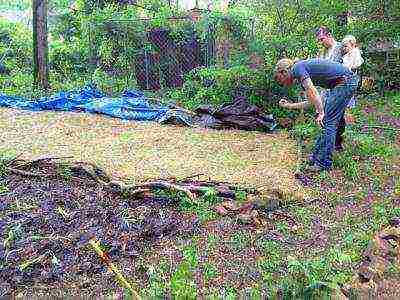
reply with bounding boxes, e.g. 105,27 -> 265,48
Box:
342,47 -> 364,70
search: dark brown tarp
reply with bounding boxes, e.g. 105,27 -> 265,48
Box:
195,96 -> 276,132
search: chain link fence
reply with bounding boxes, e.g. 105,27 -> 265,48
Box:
87,15 -> 257,93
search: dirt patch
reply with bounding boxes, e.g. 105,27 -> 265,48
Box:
0,169 -> 199,296
0,158 -> 296,297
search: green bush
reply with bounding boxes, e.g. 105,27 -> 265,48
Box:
291,122 -> 319,141
388,92 -> 400,118
0,18 -> 33,96
49,38 -> 88,75
0,0 -> 30,11
0,18 -> 32,71
2,0 -> 399,103
167,64 -> 297,112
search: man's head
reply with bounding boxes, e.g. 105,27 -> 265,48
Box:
274,58 -> 295,86
315,26 -> 336,49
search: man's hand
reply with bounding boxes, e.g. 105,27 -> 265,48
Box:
316,112 -> 325,127
279,99 -> 291,108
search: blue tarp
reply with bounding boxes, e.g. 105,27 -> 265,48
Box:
0,85 -> 192,124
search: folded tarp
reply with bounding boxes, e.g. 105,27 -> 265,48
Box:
195,96 -> 277,132
0,85 -> 192,125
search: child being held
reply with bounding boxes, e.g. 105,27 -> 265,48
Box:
341,35 -> 363,108
279,35 -> 363,110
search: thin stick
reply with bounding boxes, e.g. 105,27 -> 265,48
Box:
177,173 -> 205,182
11,156 -> 73,168
29,235 -> 72,242
89,238 -> 141,300
126,188 -> 151,197
4,153 -> 24,167
31,155 -> 74,163
6,168 -> 56,178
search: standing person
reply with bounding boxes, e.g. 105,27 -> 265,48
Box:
316,26 -> 343,63
341,35 -> 364,109
316,27 -> 348,150
274,58 -> 358,172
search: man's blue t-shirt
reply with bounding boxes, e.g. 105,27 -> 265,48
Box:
291,59 -> 354,89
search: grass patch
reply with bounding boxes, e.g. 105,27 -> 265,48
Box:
206,234 -> 220,251
154,188 -> 220,223
169,243 -> 199,299
0,183 -> 8,194
229,231 -> 251,251
56,163 -> 73,181
146,264 -> 169,298
387,91 -> 400,118
203,263 -> 219,281
346,131 -> 395,159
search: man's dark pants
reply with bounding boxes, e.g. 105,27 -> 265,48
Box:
335,116 -> 346,150
312,76 -> 359,169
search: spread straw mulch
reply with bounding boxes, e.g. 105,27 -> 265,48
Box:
0,108 -> 307,200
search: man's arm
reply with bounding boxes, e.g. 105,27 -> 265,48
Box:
289,101 -> 311,109
279,99 -> 311,110
302,78 -> 325,125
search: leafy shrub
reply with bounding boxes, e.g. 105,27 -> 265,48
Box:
0,18 -> 33,95
388,92 -> 400,118
0,18 -> 32,71
291,122 -> 319,141
0,0 -> 30,11
49,38 -> 88,75
167,64 -> 297,112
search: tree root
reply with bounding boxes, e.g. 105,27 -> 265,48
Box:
3,156 -> 261,207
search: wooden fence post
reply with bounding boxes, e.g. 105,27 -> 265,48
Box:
33,0 -> 50,90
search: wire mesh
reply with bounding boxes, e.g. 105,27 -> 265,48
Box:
87,16 -> 257,93
88,17 -> 213,93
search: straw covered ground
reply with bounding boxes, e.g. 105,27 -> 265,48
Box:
0,108 -> 306,199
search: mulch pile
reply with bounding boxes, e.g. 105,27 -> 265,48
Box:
0,157 -> 262,296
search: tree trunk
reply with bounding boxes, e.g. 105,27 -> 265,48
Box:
33,0 -> 50,90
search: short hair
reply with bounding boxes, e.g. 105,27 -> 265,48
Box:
274,58 -> 294,74
315,26 -> 331,39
